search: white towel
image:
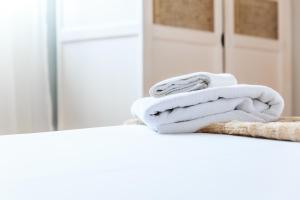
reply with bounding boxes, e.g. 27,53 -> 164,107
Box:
149,72 -> 237,97
131,85 -> 284,133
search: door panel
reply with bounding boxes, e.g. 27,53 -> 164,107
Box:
57,0 -> 142,129
234,0 -> 278,39
225,0 -> 292,114
143,0 -> 223,94
153,0 -> 214,31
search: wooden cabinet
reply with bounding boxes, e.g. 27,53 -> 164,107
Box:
57,0 -> 291,130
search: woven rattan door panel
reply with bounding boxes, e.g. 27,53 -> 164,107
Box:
234,0 -> 278,39
153,0 -> 214,31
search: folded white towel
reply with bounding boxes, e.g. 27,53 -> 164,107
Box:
149,72 -> 237,97
132,85 -> 284,133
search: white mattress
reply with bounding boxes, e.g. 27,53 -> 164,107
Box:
0,125 -> 299,200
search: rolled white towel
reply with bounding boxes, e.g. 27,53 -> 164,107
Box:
149,72 -> 237,97
132,85 -> 284,133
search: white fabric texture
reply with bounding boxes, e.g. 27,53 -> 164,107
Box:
0,0 -> 53,134
149,72 -> 237,97
1,125 -> 300,200
132,85 -> 284,133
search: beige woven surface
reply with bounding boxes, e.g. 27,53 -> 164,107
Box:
200,117 -> 300,142
124,117 -> 300,142
235,0 -> 278,39
153,0 -> 214,31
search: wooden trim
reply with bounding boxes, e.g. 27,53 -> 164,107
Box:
60,23 -> 140,43
153,25 -> 219,46
232,35 -> 280,52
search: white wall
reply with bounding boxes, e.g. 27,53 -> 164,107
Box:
292,0 -> 300,115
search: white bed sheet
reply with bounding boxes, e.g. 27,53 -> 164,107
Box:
0,125 -> 299,200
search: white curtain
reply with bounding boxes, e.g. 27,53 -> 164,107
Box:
0,0 -> 53,134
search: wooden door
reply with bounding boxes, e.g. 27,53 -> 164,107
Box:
224,0 -> 292,114
143,0 -> 224,94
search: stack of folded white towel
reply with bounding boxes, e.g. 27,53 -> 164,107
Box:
131,72 -> 284,133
